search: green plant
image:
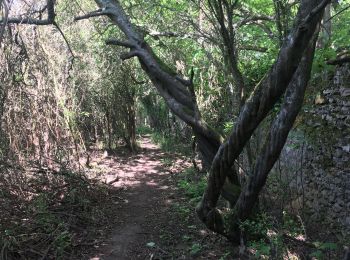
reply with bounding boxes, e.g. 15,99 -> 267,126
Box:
282,212 -> 303,237
0,166 -> 115,259
173,202 -> 191,221
53,229 -> 72,257
182,235 -> 191,241
146,241 -> 156,248
240,213 -> 273,239
177,176 -> 206,203
249,240 -> 271,259
223,121 -> 234,136
190,243 -> 202,255
32,195 -> 61,233
241,213 -> 290,259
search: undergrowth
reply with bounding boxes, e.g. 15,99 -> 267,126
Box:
174,166 -> 343,259
156,138 -> 346,259
239,211 -> 342,259
177,167 -> 207,204
173,166 -> 207,227
0,162 -> 116,259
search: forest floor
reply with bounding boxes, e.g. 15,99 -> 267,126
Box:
84,136 -> 235,260
1,135 -> 344,259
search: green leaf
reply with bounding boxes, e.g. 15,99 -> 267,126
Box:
190,243 -> 202,255
146,242 -> 156,247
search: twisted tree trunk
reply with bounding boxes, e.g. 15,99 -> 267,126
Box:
196,0 -> 328,241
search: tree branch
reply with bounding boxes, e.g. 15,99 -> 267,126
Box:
237,14 -> 274,27
53,22 -> 75,59
303,0 -> 331,25
106,38 -> 135,48
175,76 -> 191,86
74,9 -> 111,21
325,4 -> 350,22
92,1 -> 196,114
120,50 -> 140,60
91,0 -> 224,164
240,45 -> 268,52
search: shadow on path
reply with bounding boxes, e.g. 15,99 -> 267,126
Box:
88,137 -> 188,259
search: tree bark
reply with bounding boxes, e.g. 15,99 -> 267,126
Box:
232,34 -> 318,232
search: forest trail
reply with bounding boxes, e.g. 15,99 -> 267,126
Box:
88,136 -> 192,259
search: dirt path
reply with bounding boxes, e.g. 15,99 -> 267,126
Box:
88,137 -> 184,259
87,136 -> 232,260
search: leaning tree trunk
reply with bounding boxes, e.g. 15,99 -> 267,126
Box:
81,0 -> 224,168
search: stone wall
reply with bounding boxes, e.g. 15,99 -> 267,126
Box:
266,63 -> 350,236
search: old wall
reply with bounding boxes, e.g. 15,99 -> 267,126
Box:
265,62 -> 349,236
303,63 -> 350,232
